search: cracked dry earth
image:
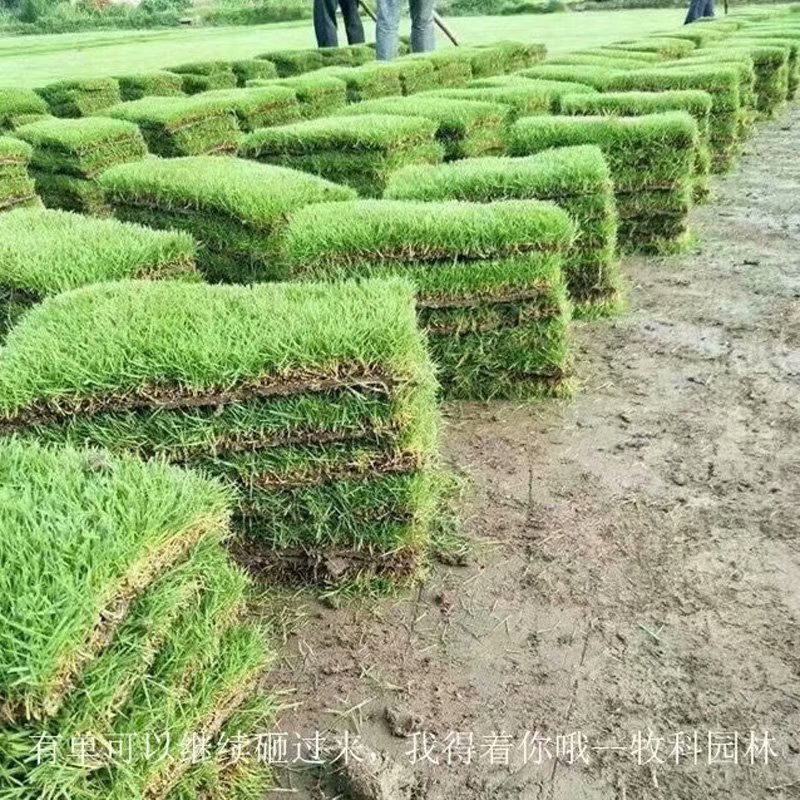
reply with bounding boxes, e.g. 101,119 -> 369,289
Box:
264,106 -> 800,799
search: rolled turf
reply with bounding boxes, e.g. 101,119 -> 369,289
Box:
341,95 -> 509,159
0,438 -> 273,800
115,71 -> 185,101
559,89 -> 714,201
0,136 -> 38,213
238,114 -> 444,197
0,207 -> 198,339
508,112 -> 699,253
280,199 -> 576,399
100,95 -> 241,157
384,146 -> 621,317
35,77 -> 121,118
99,155 -> 356,282
0,277 -> 441,586
603,66 -> 744,171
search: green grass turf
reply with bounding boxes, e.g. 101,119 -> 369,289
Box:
0,136 -> 37,211
199,86 -> 301,131
559,90 -> 713,200
0,436 -> 231,724
230,58 -> 280,85
0,10 -> 719,90
35,77 -> 121,118
508,112 -> 698,252
28,169 -> 108,215
238,113 -> 444,197
602,65 -> 743,171
731,34 -> 800,97
0,89 -> 49,130
397,52 -> 473,89
318,43 -> 376,66
115,71 -> 185,101
256,48 -> 326,77
280,198 -> 575,399
13,116 -> 146,178
0,208 -> 197,337
248,72 -> 348,118
604,35 -> 698,58
341,95 -> 509,159
422,86 -> 556,119
177,69 -> 239,94
315,63 -> 405,102
99,94 -> 241,157
514,64 -> 623,90
546,53 -> 662,70
466,75 -> 598,109
99,155 -> 355,282
384,145 -> 621,316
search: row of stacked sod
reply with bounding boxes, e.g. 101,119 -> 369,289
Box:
279,200 -> 576,399
238,114 -> 444,197
0,278 -> 441,586
247,73 -> 349,118
0,89 -> 50,132
99,156 -> 356,283
508,112 -> 699,253
0,437 -> 273,800
384,146 -> 621,318
36,78 -> 122,118
14,116 -> 147,214
0,207 -> 198,339
0,137 -> 38,213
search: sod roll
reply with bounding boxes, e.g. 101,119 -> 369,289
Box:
0,207 -> 198,338
35,77 -> 122,118
100,95 -> 241,157
238,114 -> 444,197
0,136 -> 38,213
0,438 -> 273,799
281,199 -> 576,399
0,277 -> 441,587
99,155 -> 356,282
341,95 -> 509,159
384,146 -> 621,317
508,112 -> 699,253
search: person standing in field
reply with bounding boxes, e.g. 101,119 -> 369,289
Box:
375,0 -> 436,60
314,0 -> 366,48
684,0 -> 714,24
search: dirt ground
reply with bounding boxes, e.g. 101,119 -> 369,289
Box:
263,106 -> 800,799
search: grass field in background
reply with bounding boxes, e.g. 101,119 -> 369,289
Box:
0,9 -> 705,88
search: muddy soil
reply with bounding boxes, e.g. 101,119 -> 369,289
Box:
263,107 -> 800,799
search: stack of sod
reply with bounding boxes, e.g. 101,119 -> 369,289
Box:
166,61 -> 239,94
0,207 -> 198,339
200,86 -> 300,131
318,43 -> 376,66
14,116 -> 147,214
705,43 -> 790,115
559,90 -> 714,201
239,114 -> 443,197
248,73 -> 348,118
257,49 -> 326,77
35,77 -> 121,117
466,76 -> 599,112
0,137 -> 38,213
546,53 -> 660,70
576,47 -> 664,63
0,438 -> 273,800
0,88 -> 49,131
604,66 -> 743,171
384,146 -> 621,318
422,86 -> 552,121
0,278 -> 441,587
514,64 -> 622,91
397,52 -> 473,88
116,71 -> 185,101
315,63 -> 404,101
230,58 -> 280,85
650,26 -> 730,47
476,41 -> 547,71
733,33 -> 800,97
100,156 -> 356,282
100,95 -> 240,157
508,112 -> 699,253
602,37 -> 697,59
280,200 -> 576,399
395,58 -> 438,95
342,96 -> 509,159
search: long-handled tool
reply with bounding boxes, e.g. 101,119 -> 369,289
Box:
357,0 -> 460,47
